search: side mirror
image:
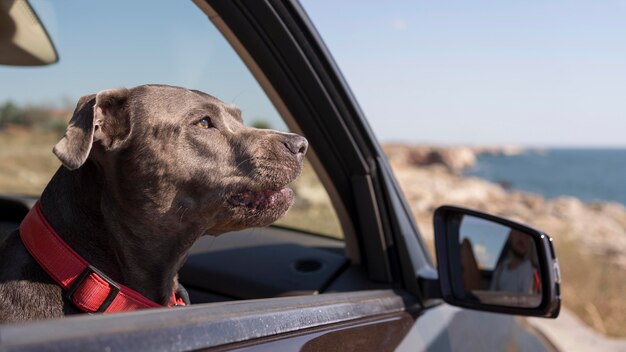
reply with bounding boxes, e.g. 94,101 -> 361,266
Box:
433,206 -> 561,318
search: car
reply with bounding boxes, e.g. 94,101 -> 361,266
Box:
0,0 -> 560,350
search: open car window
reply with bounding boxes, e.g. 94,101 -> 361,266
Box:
0,0 -> 342,238
0,0 -> 347,307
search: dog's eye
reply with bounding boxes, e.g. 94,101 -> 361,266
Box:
195,117 -> 212,129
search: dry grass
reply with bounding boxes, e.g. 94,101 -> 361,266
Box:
0,129 -> 60,195
555,235 -> 626,337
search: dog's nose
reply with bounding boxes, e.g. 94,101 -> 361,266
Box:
284,135 -> 308,156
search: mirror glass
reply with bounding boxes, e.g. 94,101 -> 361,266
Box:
457,214 -> 542,308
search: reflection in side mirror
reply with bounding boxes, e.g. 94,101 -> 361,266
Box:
459,215 -> 542,308
434,206 -> 561,318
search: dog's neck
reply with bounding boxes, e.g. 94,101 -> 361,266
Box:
39,161 -> 191,305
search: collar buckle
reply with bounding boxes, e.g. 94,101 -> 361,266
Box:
66,265 -> 121,313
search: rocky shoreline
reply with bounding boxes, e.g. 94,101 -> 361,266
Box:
383,144 -> 524,173
383,144 -> 626,267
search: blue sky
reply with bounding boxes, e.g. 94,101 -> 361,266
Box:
460,215 -> 510,269
301,0 -> 626,147
2,0 -> 625,147
0,1 -> 283,129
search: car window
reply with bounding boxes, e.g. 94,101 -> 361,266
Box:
0,0 -> 343,239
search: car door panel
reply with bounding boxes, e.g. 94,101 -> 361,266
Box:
219,314 -> 414,352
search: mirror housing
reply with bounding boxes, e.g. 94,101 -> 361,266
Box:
432,205 -> 561,318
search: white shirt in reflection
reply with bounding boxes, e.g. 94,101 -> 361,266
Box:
489,257 -> 533,293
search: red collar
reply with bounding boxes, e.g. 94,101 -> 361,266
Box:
19,202 -> 184,313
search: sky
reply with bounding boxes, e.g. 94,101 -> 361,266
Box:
2,0 -> 626,147
300,0 -> 626,147
0,1 -> 284,129
460,215 -> 510,270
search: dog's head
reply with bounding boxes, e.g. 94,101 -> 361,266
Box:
53,84 -> 307,235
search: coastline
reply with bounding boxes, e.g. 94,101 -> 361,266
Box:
383,144 -> 626,266
383,144 -> 626,338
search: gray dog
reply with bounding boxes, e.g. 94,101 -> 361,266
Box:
0,84 -> 307,323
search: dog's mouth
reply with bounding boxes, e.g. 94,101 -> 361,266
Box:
228,187 -> 293,210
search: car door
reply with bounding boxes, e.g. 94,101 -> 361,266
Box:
0,1 -> 554,351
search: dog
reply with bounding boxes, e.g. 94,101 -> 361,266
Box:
0,84 -> 307,323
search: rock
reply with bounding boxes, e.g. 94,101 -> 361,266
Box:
472,145 -> 525,156
383,144 -> 527,174
383,145 -> 477,173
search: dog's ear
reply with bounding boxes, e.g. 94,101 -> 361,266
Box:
92,88 -> 131,150
53,88 -> 131,170
53,94 -> 97,170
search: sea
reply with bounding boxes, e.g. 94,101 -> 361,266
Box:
464,149 -> 626,206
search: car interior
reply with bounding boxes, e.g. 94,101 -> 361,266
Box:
0,183 -> 389,306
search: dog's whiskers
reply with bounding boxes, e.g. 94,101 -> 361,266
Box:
179,207 -> 188,224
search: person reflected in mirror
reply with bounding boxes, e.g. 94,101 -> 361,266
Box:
489,229 -> 534,293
